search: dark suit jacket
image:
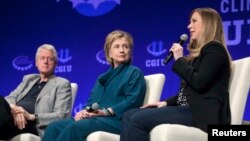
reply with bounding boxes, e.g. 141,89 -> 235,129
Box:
5,74 -> 72,136
166,41 -> 231,132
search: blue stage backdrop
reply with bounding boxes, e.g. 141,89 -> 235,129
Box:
1,0 -> 249,120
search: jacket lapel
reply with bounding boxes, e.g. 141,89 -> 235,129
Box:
99,63 -> 129,87
36,75 -> 56,102
17,76 -> 40,102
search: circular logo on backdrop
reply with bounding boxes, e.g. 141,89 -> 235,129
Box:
57,0 -> 120,17
96,50 -> 109,65
12,56 -> 33,71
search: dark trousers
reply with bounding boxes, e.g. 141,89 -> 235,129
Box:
42,118 -> 120,141
0,96 -> 38,140
120,106 -> 193,141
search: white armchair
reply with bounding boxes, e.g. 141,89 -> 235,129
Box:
69,83 -> 78,116
150,57 -> 250,141
5,83 -> 78,141
86,73 -> 166,141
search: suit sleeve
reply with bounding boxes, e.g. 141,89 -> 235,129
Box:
172,44 -> 228,93
111,70 -> 146,119
37,80 -> 72,127
5,76 -> 27,105
165,95 -> 178,106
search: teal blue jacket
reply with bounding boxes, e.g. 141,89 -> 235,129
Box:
86,62 -> 146,130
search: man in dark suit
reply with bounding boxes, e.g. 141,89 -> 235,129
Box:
0,44 -> 72,140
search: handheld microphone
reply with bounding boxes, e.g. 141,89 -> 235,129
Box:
86,103 -> 99,113
163,34 -> 188,65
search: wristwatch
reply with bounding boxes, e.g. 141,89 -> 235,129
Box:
34,114 -> 39,122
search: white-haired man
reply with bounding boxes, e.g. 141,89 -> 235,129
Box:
0,44 -> 72,140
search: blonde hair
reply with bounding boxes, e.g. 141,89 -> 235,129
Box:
187,7 -> 232,64
104,30 -> 133,67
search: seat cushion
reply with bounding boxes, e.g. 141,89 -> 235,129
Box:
150,124 -> 207,141
87,131 -> 119,141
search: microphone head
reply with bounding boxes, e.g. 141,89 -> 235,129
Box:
91,103 -> 99,110
180,34 -> 188,41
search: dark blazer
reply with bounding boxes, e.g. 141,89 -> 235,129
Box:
166,41 -> 231,132
5,74 -> 72,136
